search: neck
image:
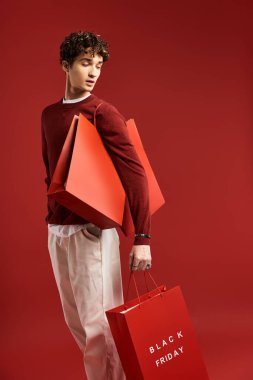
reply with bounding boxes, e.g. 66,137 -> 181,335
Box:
64,76 -> 91,100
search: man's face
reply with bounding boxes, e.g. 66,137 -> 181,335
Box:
62,48 -> 103,93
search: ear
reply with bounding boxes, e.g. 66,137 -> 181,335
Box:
62,60 -> 69,73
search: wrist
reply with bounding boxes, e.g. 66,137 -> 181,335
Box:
134,233 -> 151,245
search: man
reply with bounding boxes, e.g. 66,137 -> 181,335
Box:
41,30 -> 152,379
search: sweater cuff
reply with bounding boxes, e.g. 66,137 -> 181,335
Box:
134,236 -> 151,245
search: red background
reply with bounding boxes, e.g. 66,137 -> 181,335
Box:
1,0 -> 253,379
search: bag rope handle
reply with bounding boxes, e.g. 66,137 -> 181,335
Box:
124,270 -> 164,310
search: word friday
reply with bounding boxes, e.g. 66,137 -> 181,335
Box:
155,346 -> 184,367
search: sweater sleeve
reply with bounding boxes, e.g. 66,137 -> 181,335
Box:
41,110 -> 51,191
95,102 -> 151,245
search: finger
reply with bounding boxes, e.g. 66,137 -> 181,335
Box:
139,261 -> 150,271
137,261 -> 145,271
129,253 -> 134,268
136,260 -> 143,271
131,260 -> 140,271
139,261 -> 147,271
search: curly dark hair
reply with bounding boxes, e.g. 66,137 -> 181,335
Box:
60,30 -> 110,67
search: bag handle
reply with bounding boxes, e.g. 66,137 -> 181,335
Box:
93,102 -> 104,127
123,270 -> 164,310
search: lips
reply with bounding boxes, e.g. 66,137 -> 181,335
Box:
86,80 -> 95,84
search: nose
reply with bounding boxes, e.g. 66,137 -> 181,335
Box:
88,65 -> 100,78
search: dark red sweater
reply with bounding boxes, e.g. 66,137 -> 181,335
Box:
41,93 -> 151,245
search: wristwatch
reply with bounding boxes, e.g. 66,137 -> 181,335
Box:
134,233 -> 151,239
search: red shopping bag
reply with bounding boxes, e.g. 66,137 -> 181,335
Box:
47,105 -> 165,236
105,272 -> 210,380
47,112 -> 126,231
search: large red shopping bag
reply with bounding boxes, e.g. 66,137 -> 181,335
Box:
47,113 -> 126,231
105,272 -> 210,380
47,106 -> 165,236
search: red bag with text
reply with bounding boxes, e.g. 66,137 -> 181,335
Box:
105,272 -> 210,380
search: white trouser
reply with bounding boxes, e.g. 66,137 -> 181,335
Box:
47,223 -> 126,380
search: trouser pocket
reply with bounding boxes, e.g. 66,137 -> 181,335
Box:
81,223 -> 101,242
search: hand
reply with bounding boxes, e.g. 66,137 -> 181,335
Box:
129,245 -> 152,272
